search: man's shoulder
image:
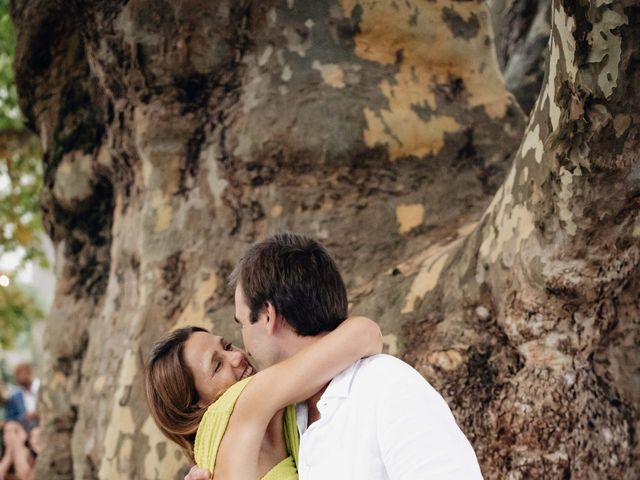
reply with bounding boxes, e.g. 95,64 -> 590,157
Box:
7,389 -> 23,402
359,353 -> 421,374
353,354 -> 431,389
5,390 -> 24,417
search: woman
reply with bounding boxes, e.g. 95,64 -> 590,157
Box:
146,316 -> 381,479
0,421 -> 35,480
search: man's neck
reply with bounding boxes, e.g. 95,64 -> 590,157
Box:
306,383 -> 329,426
275,331 -> 331,426
276,330 -> 328,362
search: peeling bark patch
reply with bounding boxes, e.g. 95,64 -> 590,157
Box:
478,166 -> 536,269
518,338 -> 573,370
283,24 -> 312,57
173,270 -> 219,330
151,191 -> 173,232
442,8 -> 480,40
402,252 -> 449,313
311,60 -> 346,88
428,349 -> 464,370
93,375 -> 106,393
342,0 -> 512,159
521,124 -> 544,164
382,333 -> 399,355
270,204 -> 283,218
547,3 -> 577,131
364,109 -> 461,160
400,230 -> 472,314
99,349 -> 139,478
557,166 -> 580,235
613,114 -> 631,138
53,152 -> 97,208
395,203 -> 425,234
141,416 -> 185,479
205,146 -> 229,205
586,6 -> 627,99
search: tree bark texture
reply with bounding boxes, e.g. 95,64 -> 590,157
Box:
10,0 -> 639,479
488,0 -> 551,114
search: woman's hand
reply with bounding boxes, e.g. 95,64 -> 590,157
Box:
184,465 -> 211,480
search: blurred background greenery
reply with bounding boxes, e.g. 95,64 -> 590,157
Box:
0,0 -> 48,355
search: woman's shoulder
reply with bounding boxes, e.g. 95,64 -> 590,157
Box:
194,376 -> 254,469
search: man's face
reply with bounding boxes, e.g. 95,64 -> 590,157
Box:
15,364 -> 33,389
234,284 -> 279,370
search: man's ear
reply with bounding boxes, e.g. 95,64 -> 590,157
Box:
264,302 -> 281,336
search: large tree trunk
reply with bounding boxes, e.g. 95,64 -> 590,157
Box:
10,0 -> 638,478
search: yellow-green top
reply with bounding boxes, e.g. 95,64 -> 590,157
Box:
194,377 -> 299,480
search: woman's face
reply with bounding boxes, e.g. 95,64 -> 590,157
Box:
183,331 -> 256,407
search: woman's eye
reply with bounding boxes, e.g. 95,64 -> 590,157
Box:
224,342 -> 232,351
214,361 -> 221,374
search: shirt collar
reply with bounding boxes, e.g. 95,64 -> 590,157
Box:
20,377 -> 39,395
320,359 -> 361,400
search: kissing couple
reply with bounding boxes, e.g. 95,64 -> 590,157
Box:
146,232 -> 483,479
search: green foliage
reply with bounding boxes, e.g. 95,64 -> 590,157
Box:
0,0 -> 21,131
0,0 -> 46,344
0,136 -> 46,270
0,279 -> 42,348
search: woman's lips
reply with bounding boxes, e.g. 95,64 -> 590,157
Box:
239,364 -> 254,380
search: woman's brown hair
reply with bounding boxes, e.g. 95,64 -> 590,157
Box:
145,326 -> 209,462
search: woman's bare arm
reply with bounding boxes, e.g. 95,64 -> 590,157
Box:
215,316 -> 382,479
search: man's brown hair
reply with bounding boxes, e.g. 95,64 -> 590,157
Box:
230,232 -> 348,336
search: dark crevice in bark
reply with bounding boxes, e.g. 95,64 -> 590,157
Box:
178,123 -> 205,195
489,0 -> 551,114
442,8 -> 480,40
55,178 -> 114,299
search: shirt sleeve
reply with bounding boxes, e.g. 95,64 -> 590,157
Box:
375,367 -> 484,479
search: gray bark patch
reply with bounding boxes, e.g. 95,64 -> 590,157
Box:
442,7 -> 480,40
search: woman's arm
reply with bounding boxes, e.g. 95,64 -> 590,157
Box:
253,316 -> 382,406
215,316 -> 382,479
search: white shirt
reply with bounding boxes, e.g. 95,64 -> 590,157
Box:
296,355 -> 483,480
22,377 -> 40,413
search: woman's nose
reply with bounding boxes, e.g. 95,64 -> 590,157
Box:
227,349 -> 244,366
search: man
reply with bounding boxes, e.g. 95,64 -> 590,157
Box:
5,363 -> 39,422
186,233 -> 483,479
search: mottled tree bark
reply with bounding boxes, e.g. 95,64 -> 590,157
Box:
488,0 -> 551,114
10,0 -> 638,478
